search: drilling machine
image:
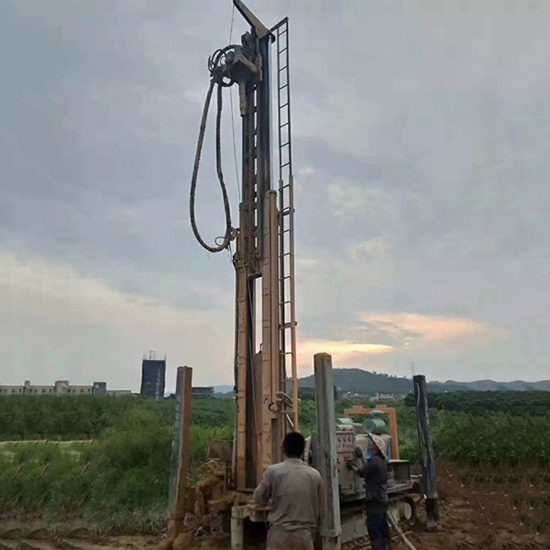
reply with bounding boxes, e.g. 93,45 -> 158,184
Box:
305,407 -> 416,545
188,2 -> 416,548
188,1 -> 299,544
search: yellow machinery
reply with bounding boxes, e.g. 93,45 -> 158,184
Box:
305,404 -> 416,546
183,2 -> 423,548
186,1 -> 300,547
344,404 -> 400,460
188,0 -> 298,489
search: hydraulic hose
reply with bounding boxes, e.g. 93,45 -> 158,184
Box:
189,78 -> 233,253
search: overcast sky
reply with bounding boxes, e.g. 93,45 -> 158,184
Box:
1,0 -> 550,392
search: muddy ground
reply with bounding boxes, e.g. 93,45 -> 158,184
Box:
1,463 -> 548,549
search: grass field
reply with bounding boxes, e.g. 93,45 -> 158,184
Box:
0,393 -> 549,536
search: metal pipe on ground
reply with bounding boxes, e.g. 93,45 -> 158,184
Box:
387,511 -> 418,550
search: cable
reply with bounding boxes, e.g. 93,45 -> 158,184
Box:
189,79 -> 232,253
387,510 -> 418,550
189,46 -> 239,254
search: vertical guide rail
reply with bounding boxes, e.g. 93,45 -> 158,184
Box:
260,189 -> 281,478
168,366 -> 193,539
235,67 -> 259,490
273,17 -> 299,432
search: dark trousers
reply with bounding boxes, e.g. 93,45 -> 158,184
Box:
365,502 -> 390,550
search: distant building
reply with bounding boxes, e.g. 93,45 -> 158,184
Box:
342,391 -> 368,399
0,385 -> 24,395
93,382 -> 107,396
65,385 -> 93,395
192,386 -> 214,398
25,380 -> 57,395
54,380 -> 71,395
106,389 -> 132,397
373,392 -> 394,401
0,380 -> 130,396
140,351 -> 166,399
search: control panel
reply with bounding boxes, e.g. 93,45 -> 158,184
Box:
336,429 -> 355,454
336,427 -> 364,499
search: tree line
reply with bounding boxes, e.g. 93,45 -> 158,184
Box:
403,390 -> 550,416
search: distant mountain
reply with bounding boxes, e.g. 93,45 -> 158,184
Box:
297,368 -> 550,396
213,372 -> 550,398
298,368 -> 412,396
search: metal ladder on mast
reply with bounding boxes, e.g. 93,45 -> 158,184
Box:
273,18 -> 299,432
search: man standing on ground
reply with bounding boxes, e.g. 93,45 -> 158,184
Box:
349,434 -> 390,550
254,431 -> 324,550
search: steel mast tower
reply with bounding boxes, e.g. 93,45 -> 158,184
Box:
189,0 -> 298,490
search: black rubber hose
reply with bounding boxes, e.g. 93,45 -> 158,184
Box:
189,79 -> 233,253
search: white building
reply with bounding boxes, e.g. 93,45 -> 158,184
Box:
373,392 -> 395,401
0,385 -> 24,395
0,380 -> 131,396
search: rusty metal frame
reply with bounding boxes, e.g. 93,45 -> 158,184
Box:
343,404 -> 400,460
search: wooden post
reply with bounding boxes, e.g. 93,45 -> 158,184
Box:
413,374 -> 439,526
314,353 -> 341,550
168,366 -> 193,538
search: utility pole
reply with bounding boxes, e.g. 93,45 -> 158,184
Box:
314,353 -> 342,550
413,374 -> 439,528
168,366 -> 193,539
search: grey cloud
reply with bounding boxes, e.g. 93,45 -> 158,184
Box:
2,0 -> 550,383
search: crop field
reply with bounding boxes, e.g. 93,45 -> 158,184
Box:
0,393 -> 549,548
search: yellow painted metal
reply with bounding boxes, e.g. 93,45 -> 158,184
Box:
259,191 -> 280,479
343,404 -> 400,461
288,174 -> 299,431
235,260 -> 250,490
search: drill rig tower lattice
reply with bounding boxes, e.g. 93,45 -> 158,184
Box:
189,0 -> 298,490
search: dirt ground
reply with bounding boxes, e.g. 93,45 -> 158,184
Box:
392,462 -> 550,550
2,463 -> 549,550
0,537 -> 162,550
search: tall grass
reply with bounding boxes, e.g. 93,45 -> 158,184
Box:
0,397 -> 235,534
2,394 -> 550,535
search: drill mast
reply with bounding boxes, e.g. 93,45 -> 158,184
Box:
189,0 -> 298,491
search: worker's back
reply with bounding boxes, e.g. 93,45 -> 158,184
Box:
254,458 -> 323,531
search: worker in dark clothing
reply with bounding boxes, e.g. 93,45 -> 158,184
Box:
349,434 -> 390,550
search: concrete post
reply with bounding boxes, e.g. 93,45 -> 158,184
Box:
413,374 -> 439,527
168,366 -> 193,538
314,353 -> 341,550
231,509 -> 245,550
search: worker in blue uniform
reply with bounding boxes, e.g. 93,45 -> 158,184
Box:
349,434 -> 390,550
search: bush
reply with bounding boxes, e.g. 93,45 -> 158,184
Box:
404,391 -> 550,416
433,411 -> 550,464
2,393 -> 550,535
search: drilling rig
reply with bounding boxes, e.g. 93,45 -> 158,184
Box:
187,2 -> 418,549
189,0 -> 298,498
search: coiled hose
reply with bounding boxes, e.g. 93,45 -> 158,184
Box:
189,47 -> 238,253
